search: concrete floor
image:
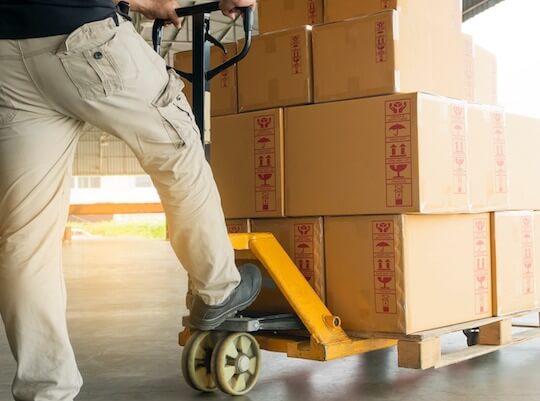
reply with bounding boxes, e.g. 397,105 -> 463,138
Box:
1,239 -> 540,401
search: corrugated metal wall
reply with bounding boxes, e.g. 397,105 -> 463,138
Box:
463,0 -> 506,21
73,125 -> 144,176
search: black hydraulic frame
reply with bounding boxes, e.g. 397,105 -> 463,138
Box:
152,2 -> 254,159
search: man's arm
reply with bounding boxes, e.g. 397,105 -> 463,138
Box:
112,0 -> 256,28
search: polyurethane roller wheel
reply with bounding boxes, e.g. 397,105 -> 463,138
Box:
181,331 -> 219,392
212,332 -> 261,396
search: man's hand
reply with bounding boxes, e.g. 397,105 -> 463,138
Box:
219,0 -> 256,19
124,0 -> 183,28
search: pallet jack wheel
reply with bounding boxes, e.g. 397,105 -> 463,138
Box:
181,331 -> 220,392
212,332 -> 261,396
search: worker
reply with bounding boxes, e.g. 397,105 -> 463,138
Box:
0,0 -> 261,400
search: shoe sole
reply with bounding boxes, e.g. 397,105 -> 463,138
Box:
189,284 -> 262,331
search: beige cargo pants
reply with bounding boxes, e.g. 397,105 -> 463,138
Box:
0,16 -> 241,401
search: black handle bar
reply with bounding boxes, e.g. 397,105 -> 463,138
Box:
151,2 -> 254,82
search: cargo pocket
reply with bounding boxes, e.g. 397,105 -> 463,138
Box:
0,85 -> 16,125
153,70 -> 199,149
57,26 -> 138,100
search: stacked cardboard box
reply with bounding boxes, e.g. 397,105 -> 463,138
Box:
174,43 -> 238,116
237,26 -> 313,111
207,0 -> 540,334
258,0 -> 323,34
325,214 -> 492,334
490,212 -> 540,316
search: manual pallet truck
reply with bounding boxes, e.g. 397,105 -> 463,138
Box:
152,2 -> 396,396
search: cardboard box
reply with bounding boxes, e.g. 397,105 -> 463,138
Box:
324,0 -> 398,22
325,214 -> 492,335
285,92 -> 470,216
491,212 -> 539,316
251,217 -> 325,301
174,42 -> 238,116
226,219 -> 251,233
238,26 -> 313,112
506,113 -> 540,210
258,0 -> 323,34
474,45 -> 498,105
212,109 -> 285,218
324,0 -> 462,32
462,34 -> 476,103
313,10 -> 468,103
468,104 -> 509,212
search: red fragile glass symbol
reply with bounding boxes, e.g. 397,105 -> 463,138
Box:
390,164 -> 408,177
378,276 -> 393,288
455,157 -> 465,168
258,173 -> 273,185
476,274 -> 487,289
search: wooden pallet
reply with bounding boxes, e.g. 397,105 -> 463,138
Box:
365,310 -> 540,370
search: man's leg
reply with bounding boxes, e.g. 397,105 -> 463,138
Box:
23,18 -> 256,311
0,39 -> 84,401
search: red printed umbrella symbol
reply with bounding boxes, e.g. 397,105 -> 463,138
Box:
475,239 -> 485,252
390,123 -> 406,136
297,243 -> 310,254
257,137 -> 271,148
390,164 -> 408,178
258,173 -> 273,186
376,241 -> 390,252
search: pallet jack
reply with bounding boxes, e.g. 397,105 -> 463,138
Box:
152,2 -> 396,396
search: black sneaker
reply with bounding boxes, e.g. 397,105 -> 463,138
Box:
189,264 -> 262,331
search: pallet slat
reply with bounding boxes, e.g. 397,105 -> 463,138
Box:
436,328 -> 540,368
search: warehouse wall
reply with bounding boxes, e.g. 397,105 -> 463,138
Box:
73,126 -> 144,176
